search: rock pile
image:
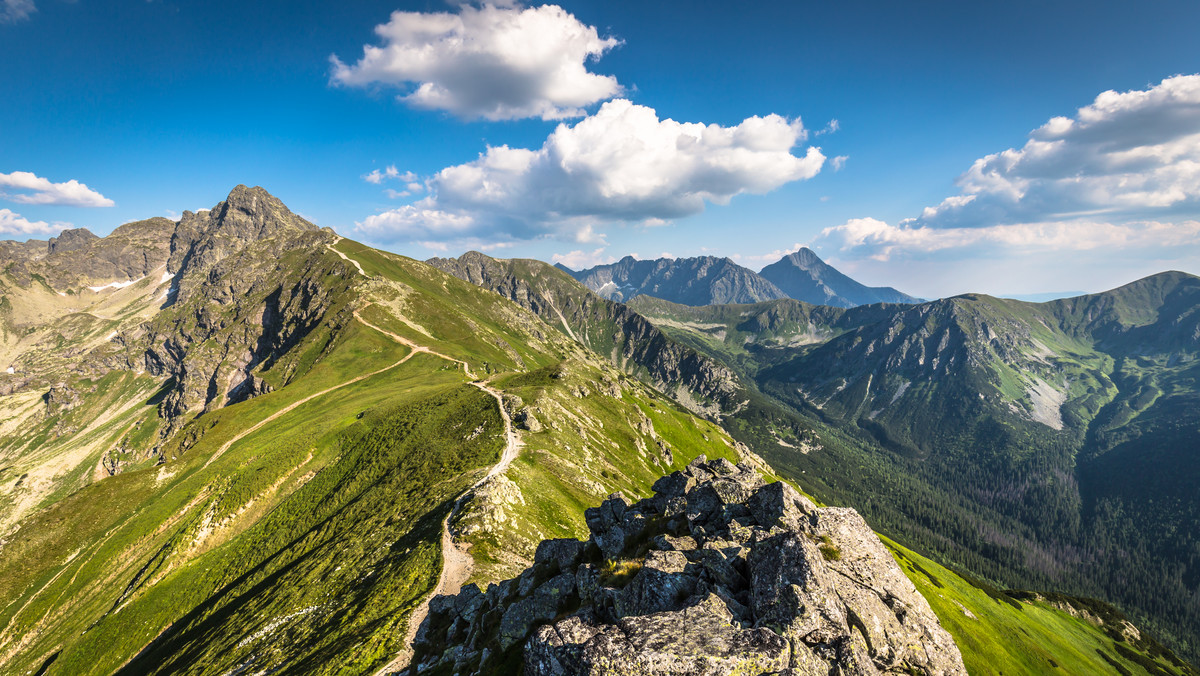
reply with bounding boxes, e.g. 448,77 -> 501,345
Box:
406,457 -> 966,675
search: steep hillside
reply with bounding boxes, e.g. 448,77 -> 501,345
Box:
428,252 -> 746,419
0,200 -> 764,675
759,248 -> 922,307
633,273 -> 1200,664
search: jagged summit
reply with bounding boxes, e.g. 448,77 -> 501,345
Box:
564,255 -> 790,306
759,248 -> 921,308
46,227 -> 99,255
167,185 -> 319,275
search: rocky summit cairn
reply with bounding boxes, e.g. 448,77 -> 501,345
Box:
406,457 -> 966,675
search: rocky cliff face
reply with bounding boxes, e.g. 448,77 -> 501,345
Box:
0,217 -> 177,291
137,186 -> 354,431
408,457 -> 966,675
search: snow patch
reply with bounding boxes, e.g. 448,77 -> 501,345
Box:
5,367 -> 13,374
159,271 -> 174,284
87,277 -> 144,292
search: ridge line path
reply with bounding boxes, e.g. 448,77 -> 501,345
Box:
327,235 -> 367,277
353,306 -> 523,675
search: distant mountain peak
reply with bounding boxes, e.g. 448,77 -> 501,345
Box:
564,248 -> 919,308
564,255 -> 789,306
760,248 -> 921,308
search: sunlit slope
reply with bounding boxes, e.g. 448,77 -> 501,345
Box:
888,538 -> 1195,676
0,240 -> 755,675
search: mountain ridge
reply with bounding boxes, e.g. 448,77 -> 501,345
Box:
759,248 -> 922,307
564,248 -> 920,308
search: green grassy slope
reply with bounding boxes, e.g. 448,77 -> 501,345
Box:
888,538 -> 1195,676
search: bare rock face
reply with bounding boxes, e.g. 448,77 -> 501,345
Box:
407,458 -> 966,675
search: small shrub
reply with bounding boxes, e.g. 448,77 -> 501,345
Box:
819,544 -> 842,561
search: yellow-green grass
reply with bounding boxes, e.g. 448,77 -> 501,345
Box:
887,537 -> 1193,676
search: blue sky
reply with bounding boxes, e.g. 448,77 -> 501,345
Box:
3,0 -> 1200,298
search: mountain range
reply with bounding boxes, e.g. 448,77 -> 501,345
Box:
627,272 -> 1200,663
561,247 -> 921,308
0,186 -> 1194,676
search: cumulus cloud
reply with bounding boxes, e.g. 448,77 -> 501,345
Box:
0,171 -> 114,207
818,216 -> 1200,261
910,74 -> 1200,230
0,0 -> 35,24
818,75 -> 1200,264
356,99 -> 824,247
552,247 -> 615,269
0,208 -> 64,235
331,3 -> 622,121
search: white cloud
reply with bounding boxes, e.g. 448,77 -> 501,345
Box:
815,119 -> 840,135
355,99 -> 824,247
331,3 -> 622,121
0,0 -> 34,24
830,155 -> 848,171
732,242 -> 807,267
0,208 -> 64,235
552,247 -> 614,269
911,74 -> 1200,230
0,171 -> 114,207
818,216 -> 1200,261
365,166 -> 420,187
820,75 -> 1200,267
385,188 -> 411,199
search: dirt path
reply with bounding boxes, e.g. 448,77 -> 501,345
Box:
205,306 -> 474,470
327,236 -> 367,277
366,342 -> 522,675
202,347 -> 420,470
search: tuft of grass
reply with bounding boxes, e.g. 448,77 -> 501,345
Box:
598,559 -> 643,588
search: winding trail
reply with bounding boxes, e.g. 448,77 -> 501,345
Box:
196,276 -> 520,673
381,380 -> 523,674
348,305 -> 522,674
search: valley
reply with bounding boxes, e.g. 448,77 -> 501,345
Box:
0,187 -> 1192,675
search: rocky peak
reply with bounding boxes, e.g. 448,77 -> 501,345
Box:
408,457 -> 966,675
167,185 -> 321,275
46,227 -> 98,255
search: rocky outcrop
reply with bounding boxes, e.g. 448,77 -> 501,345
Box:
138,187 -> 352,429
407,458 -> 966,675
0,217 -> 176,291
